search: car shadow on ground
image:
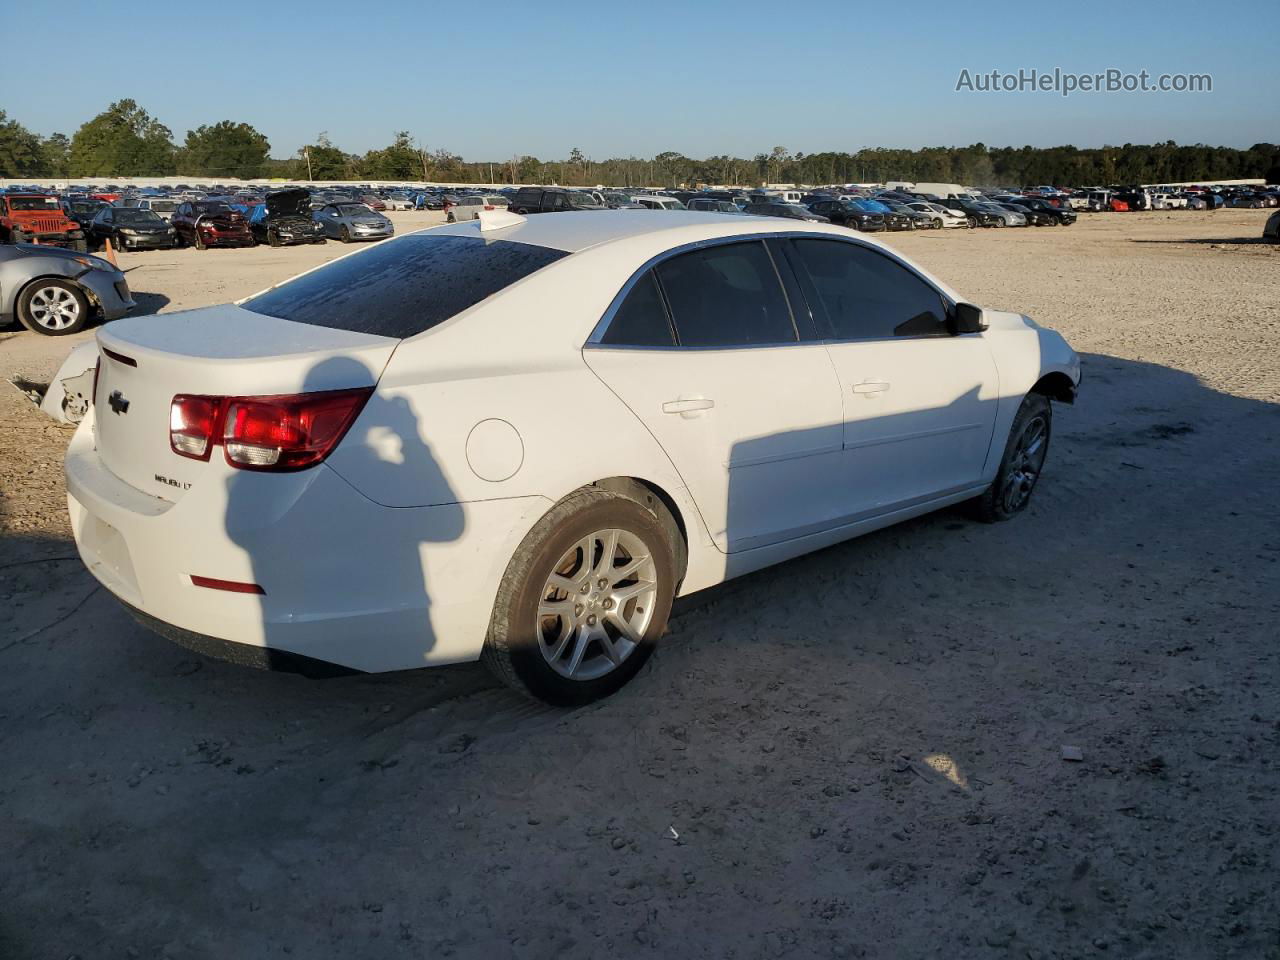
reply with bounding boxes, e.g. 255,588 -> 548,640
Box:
1131,236 -> 1277,245
128,291 -> 171,316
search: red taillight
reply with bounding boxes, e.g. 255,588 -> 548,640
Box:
170,394 -> 221,460
92,358 -> 101,407
483,205 -> 495,211
169,388 -> 371,471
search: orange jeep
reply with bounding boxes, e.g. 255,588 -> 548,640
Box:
1,194 -> 88,251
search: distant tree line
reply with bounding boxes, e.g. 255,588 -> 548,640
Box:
2,102 -> 1278,187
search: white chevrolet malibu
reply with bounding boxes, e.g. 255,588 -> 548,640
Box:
67,210 -> 1080,704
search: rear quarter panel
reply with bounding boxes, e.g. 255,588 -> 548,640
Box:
323,246 -> 718,590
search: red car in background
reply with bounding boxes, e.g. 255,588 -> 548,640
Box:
359,194 -> 387,211
170,200 -> 253,249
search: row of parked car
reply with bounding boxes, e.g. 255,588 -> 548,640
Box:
489,185 -> 1079,231
0,188 -> 399,253
1072,186 -> 1280,211
4,176 -> 1275,254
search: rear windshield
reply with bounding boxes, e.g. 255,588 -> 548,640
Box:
242,234 -> 569,339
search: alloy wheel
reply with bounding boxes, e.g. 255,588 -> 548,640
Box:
536,528 -> 657,681
28,286 -> 82,331
999,414 -> 1048,514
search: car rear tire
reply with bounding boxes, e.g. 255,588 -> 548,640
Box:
16,279 -> 89,336
967,393 -> 1052,523
482,486 -> 678,706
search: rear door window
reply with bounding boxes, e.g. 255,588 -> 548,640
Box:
600,272 -> 675,347
655,241 -> 797,347
242,234 -> 568,338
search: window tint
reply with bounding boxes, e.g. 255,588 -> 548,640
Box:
656,241 -> 796,347
600,271 -> 674,347
791,239 -> 948,340
242,234 -> 569,338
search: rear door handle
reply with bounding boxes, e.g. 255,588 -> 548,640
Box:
662,397 -> 715,418
852,381 -> 890,395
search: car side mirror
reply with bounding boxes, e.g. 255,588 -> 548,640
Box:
950,302 -> 987,334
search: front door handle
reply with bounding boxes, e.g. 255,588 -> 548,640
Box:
852,381 -> 890,396
662,397 -> 715,418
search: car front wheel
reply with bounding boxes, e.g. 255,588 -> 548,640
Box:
968,393 -> 1052,522
16,279 -> 89,336
483,486 -> 678,706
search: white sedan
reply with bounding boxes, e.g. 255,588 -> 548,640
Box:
907,201 -> 971,228
66,210 -> 1080,704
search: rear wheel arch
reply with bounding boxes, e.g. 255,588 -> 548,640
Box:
1030,371 -> 1076,405
484,481 -> 681,704
589,476 -> 689,587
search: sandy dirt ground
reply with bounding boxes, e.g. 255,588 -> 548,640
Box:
1,209 -> 1278,960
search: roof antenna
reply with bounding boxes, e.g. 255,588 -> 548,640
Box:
478,208 -> 527,232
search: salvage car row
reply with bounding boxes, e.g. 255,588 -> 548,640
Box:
498,185 -> 1078,232
70,190 -> 394,252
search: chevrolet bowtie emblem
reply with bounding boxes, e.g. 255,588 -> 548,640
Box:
107,390 -> 130,415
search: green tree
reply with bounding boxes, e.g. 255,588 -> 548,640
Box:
69,99 -> 174,176
0,110 -> 47,177
363,131 -> 421,181
298,133 -> 352,180
181,121 -> 270,178
43,132 -> 71,177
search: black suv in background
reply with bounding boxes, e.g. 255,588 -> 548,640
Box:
1008,197 -> 1077,225
807,199 -> 886,232
944,199 -> 1001,227
508,187 -> 604,214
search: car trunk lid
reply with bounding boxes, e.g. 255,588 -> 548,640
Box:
93,304 -> 398,503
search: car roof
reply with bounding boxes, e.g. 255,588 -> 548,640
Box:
423,209 -> 878,255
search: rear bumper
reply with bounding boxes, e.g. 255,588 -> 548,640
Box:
120,599 -> 362,677
65,412 -> 550,673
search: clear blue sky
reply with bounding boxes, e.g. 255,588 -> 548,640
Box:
8,0 -> 1277,160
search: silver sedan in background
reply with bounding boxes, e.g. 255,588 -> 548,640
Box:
0,244 -> 134,336
977,202 -> 1028,227
313,203 -> 395,243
